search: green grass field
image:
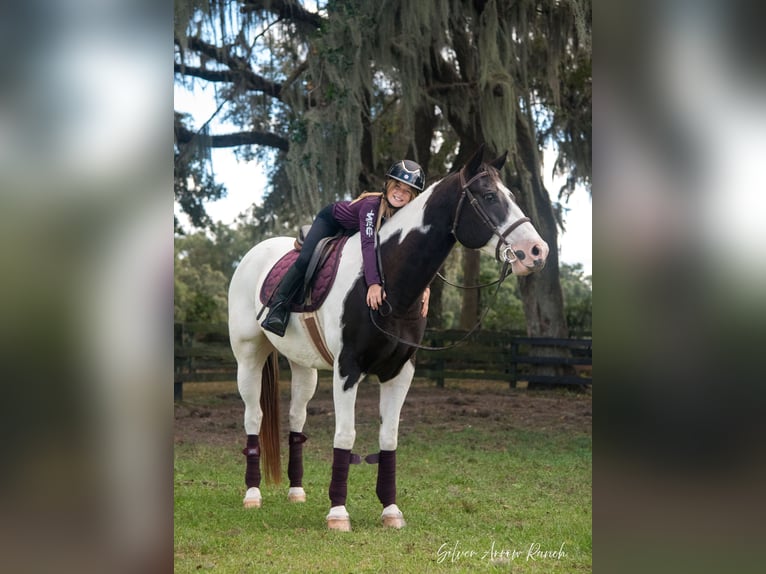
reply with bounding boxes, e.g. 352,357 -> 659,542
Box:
174,380 -> 591,573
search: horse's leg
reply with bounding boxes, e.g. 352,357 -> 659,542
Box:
375,361 -> 414,528
234,336 -> 275,509
286,361 -> 318,503
326,367 -> 361,531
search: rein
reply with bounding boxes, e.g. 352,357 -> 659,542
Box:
368,260 -> 511,351
435,270 -> 502,289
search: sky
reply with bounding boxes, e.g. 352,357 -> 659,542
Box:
175,85 -> 592,276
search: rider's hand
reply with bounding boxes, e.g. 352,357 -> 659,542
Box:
420,286 -> 430,318
366,284 -> 385,310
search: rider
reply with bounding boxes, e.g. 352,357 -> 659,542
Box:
261,160 -> 430,337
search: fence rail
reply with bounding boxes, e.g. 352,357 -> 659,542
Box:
174,322 -> 591,401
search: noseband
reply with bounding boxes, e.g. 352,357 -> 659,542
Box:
451,168 -> 531,263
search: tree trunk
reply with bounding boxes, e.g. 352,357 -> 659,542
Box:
512,104 -> 571,387
513,109 -> 569,338
409,103 -> 437,172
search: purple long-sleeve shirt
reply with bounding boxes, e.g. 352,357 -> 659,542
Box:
332,195 -> 382,287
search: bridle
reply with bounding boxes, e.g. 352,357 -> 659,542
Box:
451,167 -> 531,264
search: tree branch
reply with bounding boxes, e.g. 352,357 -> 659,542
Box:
175,62 -> 283,97
175,123 -> 289,152
174,63 -> 244,85
176,37 -> 284,97
240,0 -> 322,29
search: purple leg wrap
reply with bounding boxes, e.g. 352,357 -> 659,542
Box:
242,434 -> 261,488
376,450 -> 397,507
288,432 -> 308,487
328,448 -> 352,507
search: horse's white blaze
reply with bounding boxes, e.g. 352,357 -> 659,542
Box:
476,181 -> 549,274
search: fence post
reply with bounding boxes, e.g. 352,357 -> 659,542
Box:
435,355 -> 445,388
508,339 -> 518,389
174,322 -> 184,402
431,331 -> 445,388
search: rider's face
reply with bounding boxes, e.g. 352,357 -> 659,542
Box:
386,180 -> 415,208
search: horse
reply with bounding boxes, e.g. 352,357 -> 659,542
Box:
227,146 -> 549,531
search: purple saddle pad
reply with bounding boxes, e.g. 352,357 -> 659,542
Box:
259,235 -> 350,313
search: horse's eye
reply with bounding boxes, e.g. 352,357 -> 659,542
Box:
483,193 -> 496,202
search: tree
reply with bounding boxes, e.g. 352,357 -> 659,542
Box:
174,246 -> 229,323
174,112 -> 227,233
174,0 -> 591,338
559,262 -> 592,333
174,217 -> 273,321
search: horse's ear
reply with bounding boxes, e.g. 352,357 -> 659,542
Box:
489,150 -> 508,171
465,144 -> 486,175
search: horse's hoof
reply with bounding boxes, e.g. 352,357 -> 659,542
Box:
288,487 -> 306,503
382,514 -> 406,528
326,506 -> 351,531
243,487 -> 262,509
327,517 -> 351,531
381,504 -> 406,529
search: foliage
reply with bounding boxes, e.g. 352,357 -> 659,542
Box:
174,257 -> 228,324
174,112 -> 227,233
174,225 -> 252,322
559,263 -> 592,333
173,0 -> 591,218
174,213 -> 309,322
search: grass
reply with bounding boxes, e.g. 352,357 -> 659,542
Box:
174,382 -> 591,573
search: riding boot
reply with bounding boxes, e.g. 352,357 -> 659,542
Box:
261,265 -> 305,337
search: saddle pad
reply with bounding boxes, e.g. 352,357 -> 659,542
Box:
259,235 -> 350,313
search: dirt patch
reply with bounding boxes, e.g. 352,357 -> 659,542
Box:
175,378 -> 591,447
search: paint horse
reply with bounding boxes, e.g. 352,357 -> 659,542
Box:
227,147 -> 549,531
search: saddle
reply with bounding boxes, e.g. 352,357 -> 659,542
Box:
259,227 -> 351,313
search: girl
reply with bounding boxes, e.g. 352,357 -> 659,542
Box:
261,160 -> 430,336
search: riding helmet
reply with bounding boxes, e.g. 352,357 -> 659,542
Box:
386,160 -> 425,193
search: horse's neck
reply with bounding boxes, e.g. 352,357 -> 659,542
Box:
378,183 -> 457,311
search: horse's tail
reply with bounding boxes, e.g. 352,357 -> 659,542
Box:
259,350 -> 281,484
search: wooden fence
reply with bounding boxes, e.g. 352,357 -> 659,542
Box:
174,322 -> 591,401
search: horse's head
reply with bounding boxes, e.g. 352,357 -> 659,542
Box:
451,146 -> 549,276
